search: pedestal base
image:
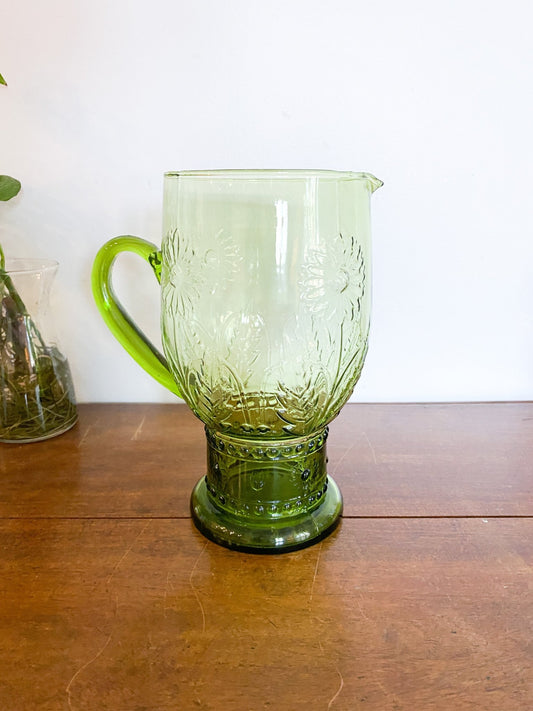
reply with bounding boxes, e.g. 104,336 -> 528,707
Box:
190,475 -> 343,553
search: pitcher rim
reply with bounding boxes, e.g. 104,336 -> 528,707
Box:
164,169 -> 383,189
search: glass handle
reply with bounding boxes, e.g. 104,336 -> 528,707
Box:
91,236 -> 181,397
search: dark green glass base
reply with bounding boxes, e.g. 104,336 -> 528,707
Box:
190,476 -> 343,553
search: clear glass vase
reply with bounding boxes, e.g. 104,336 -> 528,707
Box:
0,259 -> 77,443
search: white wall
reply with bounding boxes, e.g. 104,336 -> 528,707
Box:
1,0 -> 532,403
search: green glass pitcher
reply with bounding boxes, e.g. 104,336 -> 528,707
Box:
92,169 -> 382,552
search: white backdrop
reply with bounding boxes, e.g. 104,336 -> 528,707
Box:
1,0 -> 532,403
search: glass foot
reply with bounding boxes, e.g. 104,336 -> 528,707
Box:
190,475 -> 343,553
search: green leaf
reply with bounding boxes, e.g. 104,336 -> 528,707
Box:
0,73 -> 6,86
0,175 -> 21,201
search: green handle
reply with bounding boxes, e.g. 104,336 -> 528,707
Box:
91,236 -> 181,397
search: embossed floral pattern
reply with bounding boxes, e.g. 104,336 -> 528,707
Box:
162,228 -> 369,439
161,227 -> 242,317
271,233 -> 369,433
161,228 -> 202,317
299,233 -> 366,323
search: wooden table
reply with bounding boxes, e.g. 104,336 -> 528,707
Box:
0,403 -> 531,710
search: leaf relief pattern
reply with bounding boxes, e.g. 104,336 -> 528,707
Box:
275,233 -> 369,434
162,229 -> 369,438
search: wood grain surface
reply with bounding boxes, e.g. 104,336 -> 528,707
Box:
0,403 -> 531,710
0,402 -> 531,518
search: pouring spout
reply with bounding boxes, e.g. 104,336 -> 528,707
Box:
360,172 -> 383,193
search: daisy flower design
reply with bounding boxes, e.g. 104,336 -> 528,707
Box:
161,228 -> 203,318
161,228 -> 242,318
299,233 -> 366,323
